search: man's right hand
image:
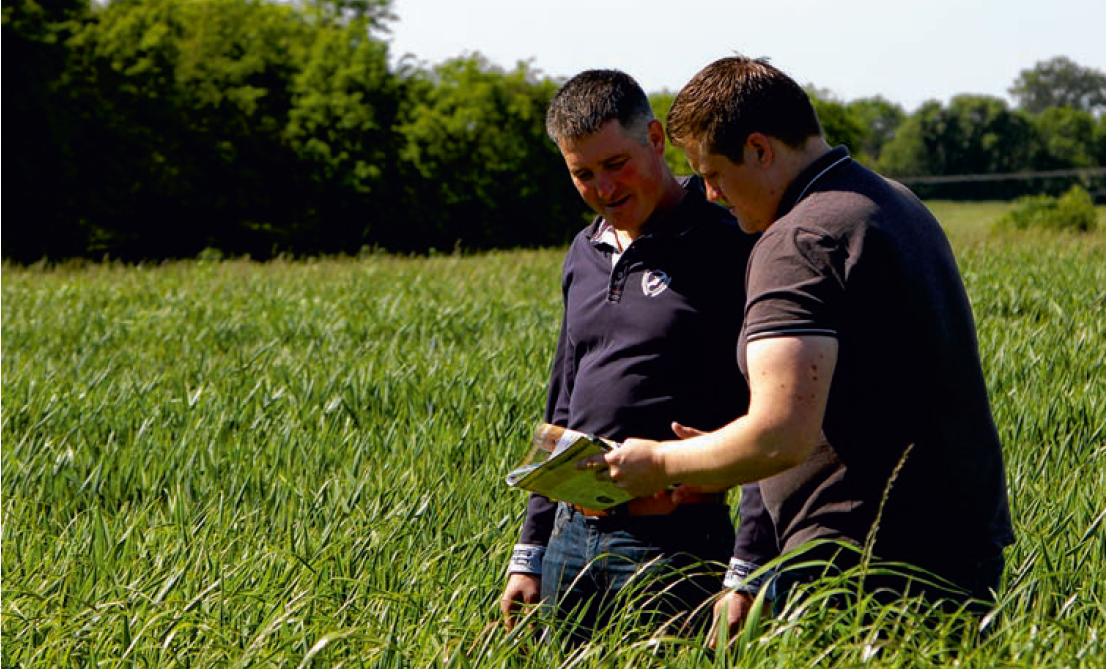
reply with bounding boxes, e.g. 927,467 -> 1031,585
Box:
499,573 -> 542,631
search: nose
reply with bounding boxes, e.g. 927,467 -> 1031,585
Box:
704,180 -> 724,204
595,172 -> 616,199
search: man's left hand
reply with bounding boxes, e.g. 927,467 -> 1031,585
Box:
710,591 -> 761,647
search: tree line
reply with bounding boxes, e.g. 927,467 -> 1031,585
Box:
5,0 -> 1105,263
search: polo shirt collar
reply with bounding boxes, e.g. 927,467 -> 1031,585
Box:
774,145 -> 851,220
591,219 -> 621,252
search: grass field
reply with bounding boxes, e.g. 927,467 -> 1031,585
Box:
3,203 -> 1105,667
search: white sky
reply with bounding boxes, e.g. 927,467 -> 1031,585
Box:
386,0 -> 1106,113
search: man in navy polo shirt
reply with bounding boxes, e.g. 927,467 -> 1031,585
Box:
497,69 -> 761,640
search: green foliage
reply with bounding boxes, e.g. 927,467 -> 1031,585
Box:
883,95 -> 1034,178
287,21 -> 397,188
994,185 -> 1100,233
650,90 -> 693,176
1010,55 -> 1106,115
806,89 -> 866,157
283,12 -> 406,252
4,1 -> 1105,263
1031,107 -> 1101,169
395,55 -> 585,251
880,96 -> 1051,200
3,209 -> 1105,666
2,0 -> 95,260
2,0 -> 591,262
845,96 -> 905,169
1096,116 -> 1106,166
302,0 -> 395,31
9,0 -> 325,259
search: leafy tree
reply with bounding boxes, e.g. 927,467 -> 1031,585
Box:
846,96 -> 905,168
25,3 -> 1105,259
285,10 -> 406,253
2,0 -> 94,261
882,96 -> 1034,176
878,102 -> 931,178
1030,107 -> 1099,169
4,0 -> 413,261
63,0 -> 194,257
396,54 -> 584,251
1010,56 -> 1106,116
68,0 -> 325,258
649,90 -> 692,176
164,0 -> 320,257
296,0 -> 394,30
1095,115 -> 1106,166
806,88 -> 865,158
881,96 -> 1037,198
945,95 -> 1035,174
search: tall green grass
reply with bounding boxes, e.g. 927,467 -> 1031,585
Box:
3,204 -> 1105,667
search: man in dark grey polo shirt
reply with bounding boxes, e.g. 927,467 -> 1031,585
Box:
498,69 -> 760,641
585,56 -> 1015,641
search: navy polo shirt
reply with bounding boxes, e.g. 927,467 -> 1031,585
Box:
520,176 -> 757,546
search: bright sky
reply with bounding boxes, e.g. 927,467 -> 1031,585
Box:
386,0 -> 1106,113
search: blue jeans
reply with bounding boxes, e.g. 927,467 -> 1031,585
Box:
540,502 -> 735,640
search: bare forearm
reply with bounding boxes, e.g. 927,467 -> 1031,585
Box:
659,415 -> 811,486
590,336 -> 837,498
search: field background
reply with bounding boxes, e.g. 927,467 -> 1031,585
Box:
3,202 -> 1105,667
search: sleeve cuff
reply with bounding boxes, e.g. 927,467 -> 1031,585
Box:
724,557 -> 777,600
507,544 -> 545,576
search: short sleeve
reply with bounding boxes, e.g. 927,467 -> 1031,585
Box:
744,226 -> 846,342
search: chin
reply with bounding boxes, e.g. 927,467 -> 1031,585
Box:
606,213 -> 640,230
737,217 -> 768,234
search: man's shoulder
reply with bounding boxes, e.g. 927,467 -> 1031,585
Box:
777,161 -> 943,245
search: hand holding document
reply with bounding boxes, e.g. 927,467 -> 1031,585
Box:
504,424 -> 634,510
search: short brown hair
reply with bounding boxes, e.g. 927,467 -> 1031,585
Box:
667,56 -> 823,163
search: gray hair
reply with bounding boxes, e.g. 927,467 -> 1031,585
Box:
545,69 -> 654,146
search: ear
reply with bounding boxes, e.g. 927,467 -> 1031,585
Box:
745,132 -> 774,168
647,119 -> 666,153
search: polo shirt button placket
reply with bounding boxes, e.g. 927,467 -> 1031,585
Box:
608,265 -> 628,303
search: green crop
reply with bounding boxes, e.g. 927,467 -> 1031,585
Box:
3,205 -> 1104,667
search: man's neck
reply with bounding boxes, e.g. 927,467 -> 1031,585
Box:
783,137 -> 835,184
618,173 -> 685,243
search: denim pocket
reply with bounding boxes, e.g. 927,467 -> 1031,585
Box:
550,502 -> 572,542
